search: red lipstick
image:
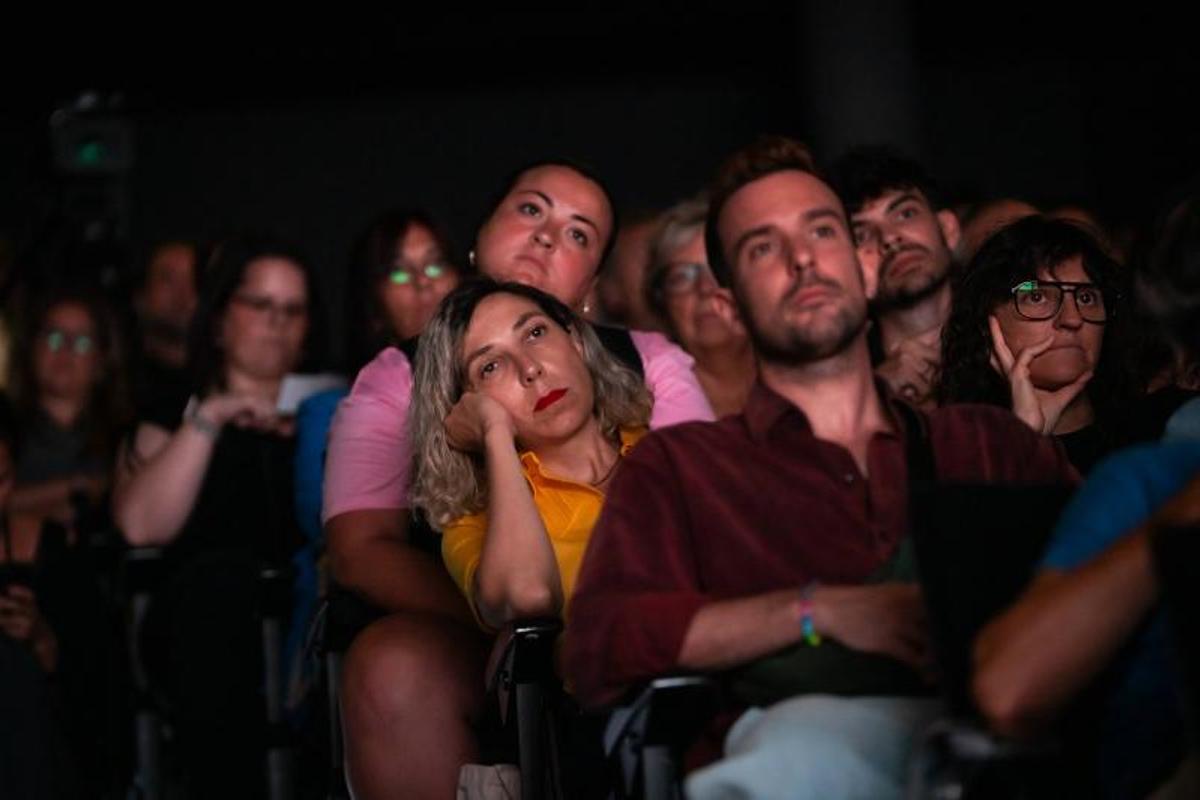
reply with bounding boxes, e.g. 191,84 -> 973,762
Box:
535,388 -> 568,412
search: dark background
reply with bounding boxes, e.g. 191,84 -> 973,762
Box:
3,4 -> 1196,355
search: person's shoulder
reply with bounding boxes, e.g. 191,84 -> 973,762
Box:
346,346 -> 413,403
927,402 -> 1029,431
624,414 -> 745,458
628,328 -> 688,362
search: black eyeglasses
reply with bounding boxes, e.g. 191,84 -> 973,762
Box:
1009,280 -> 1107,323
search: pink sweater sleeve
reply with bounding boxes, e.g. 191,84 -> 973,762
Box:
321,348 -> 415,521
630,329 -> 715,429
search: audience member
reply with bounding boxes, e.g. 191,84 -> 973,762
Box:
6,288 -> 130,532
344,209 -> 465,374
565,136 -> 1078,799
830,148 -> 960,408
130,240 -> 199,426
113,235 -> 326,798
329,160 -> 712,799
646,196 -> 756,416
410,279 -> 650,629
937,215 -> 1165,473
972,192 -> 1200,799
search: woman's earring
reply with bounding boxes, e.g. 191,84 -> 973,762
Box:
468,249 -> 476,268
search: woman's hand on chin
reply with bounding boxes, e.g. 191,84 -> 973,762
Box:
445,391 -> 515,452
988,315 -> 1092,435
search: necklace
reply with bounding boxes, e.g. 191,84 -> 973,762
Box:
589,452 -> 622,488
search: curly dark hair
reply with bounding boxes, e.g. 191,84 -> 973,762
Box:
826,145 -> 945,216
937,215 -> 1139,440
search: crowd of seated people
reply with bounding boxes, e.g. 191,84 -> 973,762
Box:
1,132 -> 1198,800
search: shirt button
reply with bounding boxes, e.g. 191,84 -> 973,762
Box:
844,472 -> 856,484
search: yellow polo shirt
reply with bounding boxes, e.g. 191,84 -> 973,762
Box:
441,426 -> 646,630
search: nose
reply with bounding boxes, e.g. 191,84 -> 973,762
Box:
531,225 -> 555,250
880,226 -> 903,254
1054,292 -> 1083,329
788,236 -> 815,276
519,355 -> 543,384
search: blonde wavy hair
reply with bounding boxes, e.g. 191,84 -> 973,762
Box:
409,279 -> 652,528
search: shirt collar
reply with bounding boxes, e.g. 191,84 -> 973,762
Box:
742,379 -> 913,445
518,426 -> 647,476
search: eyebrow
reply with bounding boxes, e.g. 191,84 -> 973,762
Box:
462,310 -> 547,373
731,207 -> 845,258
885,192 -> 922,213
515,189 -> 600,234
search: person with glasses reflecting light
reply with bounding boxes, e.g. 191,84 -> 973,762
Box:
344,209 -> 465,373
6,289 -> 129,532
938,215 -> 1153,473
647,196 -> 756,416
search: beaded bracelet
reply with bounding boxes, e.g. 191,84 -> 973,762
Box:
798,582 -> 822,647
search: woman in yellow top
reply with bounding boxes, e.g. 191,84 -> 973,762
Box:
410,279 -> 651,631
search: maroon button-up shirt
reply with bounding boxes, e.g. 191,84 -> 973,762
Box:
565,381 -> 1079,709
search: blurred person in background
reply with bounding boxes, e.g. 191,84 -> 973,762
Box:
113,235 -> 327,798
646,195 -> 755,416
130,240 -> 200,429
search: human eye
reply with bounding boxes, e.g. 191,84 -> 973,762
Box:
1077,286 -> 1100,306
852,225 -> 875,247
812,223 -> 839,240
388,269 -> 412,285
478,359 -> 501,380
526,323 -> 548,340
747,239 -> 773,262
518,201 -> 542,217
896,204 -> 920,221
569,228 -> 590,247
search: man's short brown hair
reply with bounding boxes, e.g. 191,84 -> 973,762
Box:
704,136 -> 822,287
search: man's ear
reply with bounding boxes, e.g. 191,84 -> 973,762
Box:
937,209 -> 962,252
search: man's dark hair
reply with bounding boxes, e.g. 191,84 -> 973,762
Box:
704,136 -> 821,288
827,146 -> 944,218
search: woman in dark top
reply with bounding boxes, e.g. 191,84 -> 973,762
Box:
113,235 -> 326,798
6,288 -> 130,532
937,215 -> 1156,474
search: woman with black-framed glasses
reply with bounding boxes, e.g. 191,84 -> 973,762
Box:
937,214 -> 1175,473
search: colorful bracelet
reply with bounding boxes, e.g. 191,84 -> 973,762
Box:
798,583 -> 822,647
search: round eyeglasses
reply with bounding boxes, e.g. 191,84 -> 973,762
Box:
659,262 -> 715,296
1010,280 -> 1108,323
387,263 -> 447,286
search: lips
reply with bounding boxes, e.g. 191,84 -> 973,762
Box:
534,388 -> 568,412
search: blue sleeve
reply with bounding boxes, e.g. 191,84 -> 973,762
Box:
1042,442 -> 1200,571
293,387 -> 350,544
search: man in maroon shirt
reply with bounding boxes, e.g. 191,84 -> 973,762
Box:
564,137 -> 1077,799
